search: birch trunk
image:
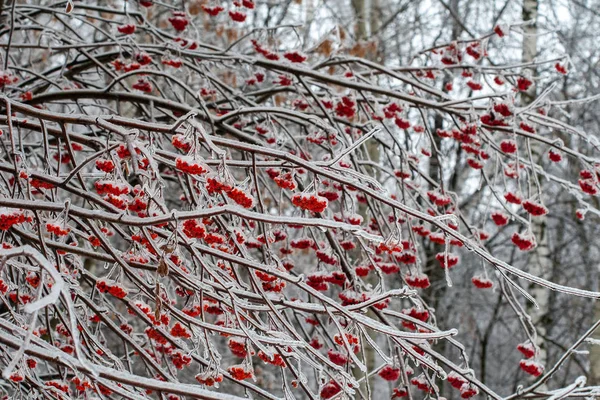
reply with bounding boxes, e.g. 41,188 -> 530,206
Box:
521,0 -> 551,387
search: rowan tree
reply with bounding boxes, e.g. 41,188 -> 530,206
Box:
0,1 -> 599,399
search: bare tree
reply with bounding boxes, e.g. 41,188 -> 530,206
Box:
0,1 -> 598,399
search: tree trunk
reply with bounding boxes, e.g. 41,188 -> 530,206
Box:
521,0 -> 551,387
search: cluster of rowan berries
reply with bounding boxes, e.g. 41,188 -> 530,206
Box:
471,275 -> 494,289
379,365 -> 401,381
95,279 -> 128,299
512,232 -> 536,251
175,156 -> 207,175
291,193 -> 328,213
227,364 -> 253,381
0,208 -> 29,230
404,272 -> 431,289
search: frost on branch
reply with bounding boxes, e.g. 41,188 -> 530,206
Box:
0,2 -> 597,400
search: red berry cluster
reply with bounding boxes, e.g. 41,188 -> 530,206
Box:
491,211 -> 509,226
251,40 -> 279,60
0,208 -> 29,231
95,159 -> 115,173
548,149 -> 562,162
226,187 -> 255,208
327,349 -> 348,366
162,58 -> 182,68
168,12 -> 188,31
517,77 -> 533,92
320,380 -> 341,399
284,51 -> 307,63
378,365 -> 401,381
273,172 -> 296,190
170,322 -> 191,339
436,252 -> 459,268
229,11 -> 247,22
306,272 -> 330,291
395,117 -> 411,130
448,371 -> 467,390
182,219 -> 206,239
401,307 -> 429,330
339,289 -> 369,306
206,175 -> 233,194
104,194 -> 128,210
471,275 -> 493,289
46,222 -> 70,236
517,341 -> 536,359
175,156 -> 207,175
117,24 -> 136,34
460,384 -> 479,398
96,279 -> 128,299
202,6 -> 224,16
228,364 -> 253,380
228,337 -> 248,358
335,96 -> 356,118
404,272 -> 430,289
427,190 -> 452,207
505,192 -> 522,204
522,200 -> 548,216
95,180 -> 129,196
292,193 -> 328,213
45,380 -> 69,394
410,375 -> 433,393
500,139 -> 517,153
171,350 -> 192,369
132,79 -> 152,93
195,372 -> 224,386
171,134 -> 192,152
512,232 -> 536,251
378,262 -> 400,274
135,52 -> 152,65
316,250 -> 338,265
258,350 -> 286,367
519,359 -> 543,376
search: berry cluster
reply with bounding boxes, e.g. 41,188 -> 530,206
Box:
95,180 -> 130,196
95,159 -> 115,173
0,208 -> 29,231
335,96 -> 356,118
401,307 -> 429,330
283,51 -> 307,63
46,222 -> 70,236
519,359 -> 544,377
175,156 -> 207,175
258,350 -> 286,367
117,24 -> 136,35
195,372 -> 224,386
182,219 -> 206,239
226,187 -> 255,209
206,175 -> 233,194
405,272 -> 430,289
320,381 -> 341,399
171,134 -> 192,152
292,193 -> 328,213
436,252 -> 459,268
96,279 -> 128,299
378,365 -> 401,381
171,350 -> 192,369
170,322 -> 191,339
512,232 -> 536,251
228,364 -> 253,381
491,211 -> 509,226
132,79 -> 152,93
471,275 -> 493,289
168,11 -> 188,31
